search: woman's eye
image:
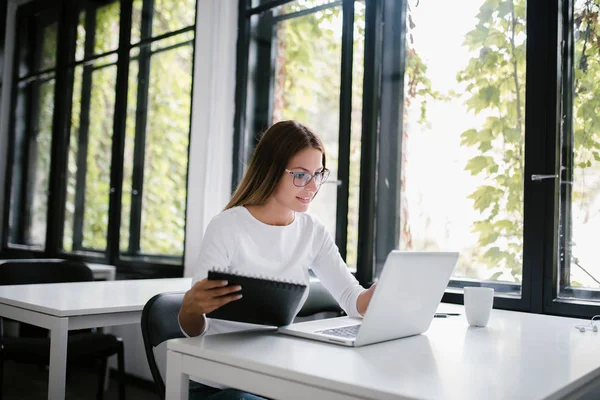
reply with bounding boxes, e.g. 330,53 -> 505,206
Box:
295,173 -> 306,179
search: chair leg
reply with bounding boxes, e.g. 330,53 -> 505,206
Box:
0,355 -> 4,400
96,358 -> 107,400
117,339 -> 126,400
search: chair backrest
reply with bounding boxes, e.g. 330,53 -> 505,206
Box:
0,259 -> 94,337
297,279 -> 342,317
141,292 -> 185,400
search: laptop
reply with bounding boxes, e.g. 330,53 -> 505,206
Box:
278,251 -> 458,347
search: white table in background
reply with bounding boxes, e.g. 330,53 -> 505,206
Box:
166,304 -> 600,400
87,263 -> 117,281
0,277 -> 192,399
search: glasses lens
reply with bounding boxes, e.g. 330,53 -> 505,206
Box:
293,173 -> 308,187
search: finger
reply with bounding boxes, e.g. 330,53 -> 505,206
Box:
207,293 -> 243,308
196,278 -> 229,290
208,285 -> 242,298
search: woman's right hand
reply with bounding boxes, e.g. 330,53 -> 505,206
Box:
179,279 -> 242,336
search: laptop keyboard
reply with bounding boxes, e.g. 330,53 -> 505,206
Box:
317,324 -> 361,338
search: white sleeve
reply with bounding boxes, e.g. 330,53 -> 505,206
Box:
310,223 -> 366,318
182,214 -> 236,337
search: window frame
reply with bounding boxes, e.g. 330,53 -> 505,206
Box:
1,0 -> 197,278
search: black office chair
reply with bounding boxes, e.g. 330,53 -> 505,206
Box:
140,281 -> 343,398
0,259 -> 126,400
141,292 -> 186,400
296,279 -> 343,318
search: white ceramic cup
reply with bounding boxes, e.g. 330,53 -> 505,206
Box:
464,287 -> 494,327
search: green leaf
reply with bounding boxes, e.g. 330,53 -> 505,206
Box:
483,246 -> 503,261
465,155 -> 494,175
468,185 -> 502,212
488,271 -> 503,281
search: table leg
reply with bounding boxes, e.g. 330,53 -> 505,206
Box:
166,350 -> 189,400
48,317 -> 69,400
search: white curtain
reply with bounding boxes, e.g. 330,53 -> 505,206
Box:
184,0 -> 238,278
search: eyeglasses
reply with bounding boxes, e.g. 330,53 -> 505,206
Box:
285,168 -> 331,187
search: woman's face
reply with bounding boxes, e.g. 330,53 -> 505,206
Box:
273,147 -> 324,213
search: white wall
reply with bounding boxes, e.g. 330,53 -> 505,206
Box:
0,0 -> 238,382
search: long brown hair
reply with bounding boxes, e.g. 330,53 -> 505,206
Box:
225,120 -> 326,210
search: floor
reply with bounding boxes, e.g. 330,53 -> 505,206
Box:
3,361 -> 160,400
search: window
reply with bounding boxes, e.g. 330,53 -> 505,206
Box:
5,5 -> 58,249
237,0 -> 366,270
3,0 -> 197,274
235,0 -> 599,316
395,1 -> 526,297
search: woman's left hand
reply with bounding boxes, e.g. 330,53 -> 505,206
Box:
357,282 -> 377,316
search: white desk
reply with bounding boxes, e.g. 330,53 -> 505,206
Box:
166,304 -> 600,400
0,277 -> 192,399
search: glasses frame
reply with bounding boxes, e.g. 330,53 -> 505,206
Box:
284,168 -> 331,187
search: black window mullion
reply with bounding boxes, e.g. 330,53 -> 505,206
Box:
355,0 -> 381,286
375,0 -> 405,278
251,9 -> 275,148
128,0 -> 155,255
232,0 -> 252,190
46,0 -> 77,255
72,5 -> 97,251
106,0 -> 133,265
334,0 -> 354,263
523,0 -> 561,313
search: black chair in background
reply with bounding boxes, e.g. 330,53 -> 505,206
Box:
141,292 -> 186,400
140,280 -> 342,399
0,259 -> 126,400
296,279 -> 343,318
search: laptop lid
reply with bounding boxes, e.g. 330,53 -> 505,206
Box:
353,251 -> 458,346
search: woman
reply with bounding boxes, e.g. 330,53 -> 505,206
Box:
178,120 -> 376,399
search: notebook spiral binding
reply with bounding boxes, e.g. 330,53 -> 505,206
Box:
209,266 -> 306,289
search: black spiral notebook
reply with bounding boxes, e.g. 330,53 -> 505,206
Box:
206,269 -> 307,327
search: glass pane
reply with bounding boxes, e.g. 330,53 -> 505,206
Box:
560,0 -> 600,296
346,1 -> 365,271
132,0 -> 196,42
152,0 -> 196,38
40,21 -> 58,71
270,4 -> 343,240
64,65 -> 83,252
64,56 -> 118,252
120,55 -> 139,254
75,10 -> 87,61
8,78 -> 55,248
132,0 -> 143,44
399,0 -> 526,293
129,44 -> 193,257
17,9 -> 58,77
94,1 -> 120,55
